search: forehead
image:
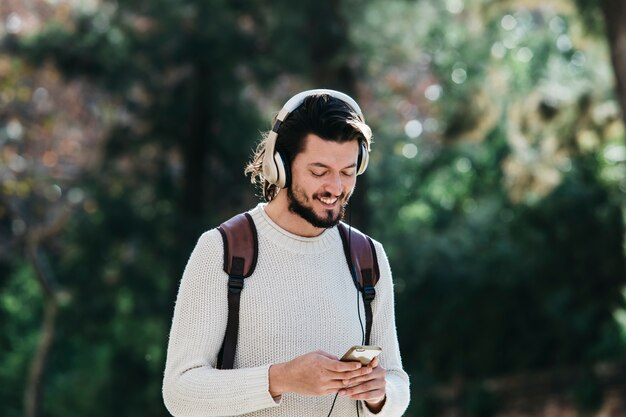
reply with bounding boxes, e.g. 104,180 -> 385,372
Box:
296,134 -> 359,166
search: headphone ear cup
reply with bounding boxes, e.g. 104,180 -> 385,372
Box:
281,152 -> 292,189
273,151 -> 289,189
356,141 -> 369,175
262,132 -> 279,186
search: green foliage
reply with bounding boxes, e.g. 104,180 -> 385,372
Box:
463,383 -> 500,417
569,370 -> 604,414
1,0 -> 625,416
357,1 -> 626,414
571,0 -> 606,35
3,0 -> 367,416
392,152 -> 625,380
0,263 -> 43,417
19,19 -> 132,85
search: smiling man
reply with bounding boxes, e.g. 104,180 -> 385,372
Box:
266,134 -> 358,235
162,90 -> 410,417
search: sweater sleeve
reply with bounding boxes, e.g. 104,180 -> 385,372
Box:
361,240 -> 411,417
162,230 -> 281,417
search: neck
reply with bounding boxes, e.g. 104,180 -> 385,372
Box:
264,190 -> 326,238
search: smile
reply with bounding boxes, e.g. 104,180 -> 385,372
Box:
319,196 -> 338,205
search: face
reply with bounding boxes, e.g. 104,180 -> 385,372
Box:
287,134 -> 360,229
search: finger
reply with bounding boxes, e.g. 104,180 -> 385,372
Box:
344,388 -> 386,402
369,357 -> 379,368
340,383 -> 385,399
340,367 -> 376,384
323,363 -> 372,383
327,367 -> 373,385
340,373 -> 386,395
326,359 -> 363,373
340,380 -> 386,400
345,377 -> 383,393
341,373 -> 373,387
327,366 -> 369,381
321,379 -> 352,392
342,365 -> 384,386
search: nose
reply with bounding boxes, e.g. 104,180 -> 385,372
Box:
325,173 -> 342,196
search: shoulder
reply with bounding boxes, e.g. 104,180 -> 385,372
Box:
190,208 -> 261,260
336,222 -> 391,276
196,227 -> 224,249
183,228 -> 224,273
197,207 -> 260,247
337,222 -> 388,253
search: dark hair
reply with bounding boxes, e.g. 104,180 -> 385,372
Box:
245,94 -> 372,201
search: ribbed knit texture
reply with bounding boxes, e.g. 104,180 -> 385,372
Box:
163,204 -> 410,417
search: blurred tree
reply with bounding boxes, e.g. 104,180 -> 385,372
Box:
0,49 -> 114,417
573,0 -> 626,130
2,0 -> 370,416
249,0 -> 371,228
3,1 -> 625,417
353,0 -> 625,415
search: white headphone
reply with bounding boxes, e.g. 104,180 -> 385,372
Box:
261,89 -> 371,189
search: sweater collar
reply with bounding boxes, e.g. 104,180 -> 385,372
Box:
249,203 -> 341,254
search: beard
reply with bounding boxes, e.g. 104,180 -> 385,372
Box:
287,185 -> 349,229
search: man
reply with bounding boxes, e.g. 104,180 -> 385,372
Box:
162,90 -> 410,417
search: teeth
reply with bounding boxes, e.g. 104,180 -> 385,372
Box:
320,197 -> 337,205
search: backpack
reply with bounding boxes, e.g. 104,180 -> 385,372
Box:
215,212 -> 380,370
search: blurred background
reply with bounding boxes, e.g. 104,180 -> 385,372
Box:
1,0 -> 625,416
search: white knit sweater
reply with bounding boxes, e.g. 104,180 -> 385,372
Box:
162,204 -> 410,417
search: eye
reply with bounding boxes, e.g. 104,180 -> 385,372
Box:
342,170 -> 356,177
311,170 -> 325,177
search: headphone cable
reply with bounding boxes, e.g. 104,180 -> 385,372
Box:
327,203 -> 365,417
349,203 -> 366,346
326,393 -> 339,417
350,203 -> 364,417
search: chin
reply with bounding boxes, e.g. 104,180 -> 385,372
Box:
287,186 -> 347,229
317,208 -> 343,226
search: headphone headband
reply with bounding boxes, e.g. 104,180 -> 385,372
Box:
275,89 -> 365,123
262,89 -> 370,189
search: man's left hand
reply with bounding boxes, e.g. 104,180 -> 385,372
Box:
338,357 -> 386,412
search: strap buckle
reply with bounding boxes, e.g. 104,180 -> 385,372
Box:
228,276 -> 244,294
363,285 -> 376,302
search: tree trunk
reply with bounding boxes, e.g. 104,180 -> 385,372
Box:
182,62 -> 212,222
24,296 -> 58,417
599,0 -> 626,130
24,243 -> 59,417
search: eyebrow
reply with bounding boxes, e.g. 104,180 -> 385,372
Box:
308,162 -> 357,170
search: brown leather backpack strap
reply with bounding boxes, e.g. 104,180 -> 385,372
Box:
216,213 -> 258,369
337,223 -> 380,345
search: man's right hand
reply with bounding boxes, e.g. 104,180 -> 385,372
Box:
269,350 -> 373,397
